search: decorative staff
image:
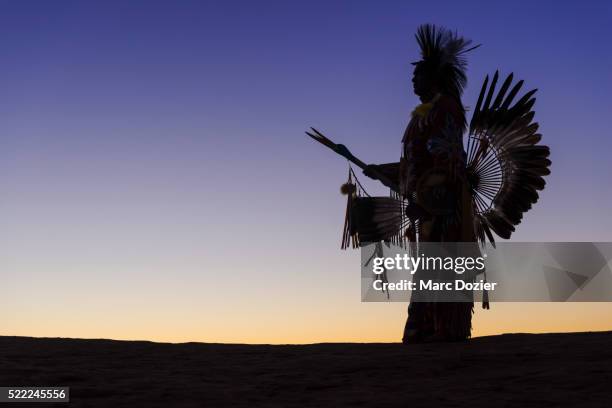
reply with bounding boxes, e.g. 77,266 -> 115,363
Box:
305,127 -> 398,191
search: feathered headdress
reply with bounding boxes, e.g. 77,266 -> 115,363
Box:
414,24 -> 480,99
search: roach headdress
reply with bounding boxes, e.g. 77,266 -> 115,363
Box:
414,24 -> 480,99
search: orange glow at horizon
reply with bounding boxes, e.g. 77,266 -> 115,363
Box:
2,302 -> 611,345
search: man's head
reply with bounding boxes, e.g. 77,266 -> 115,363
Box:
412,61 -> 438,101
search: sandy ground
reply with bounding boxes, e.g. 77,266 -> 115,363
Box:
1,331 -> 611,407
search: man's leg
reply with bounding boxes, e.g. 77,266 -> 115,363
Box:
402,302 -> 433,343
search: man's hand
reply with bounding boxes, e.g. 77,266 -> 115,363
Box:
363,164 -> 399,191
405,202 -> 429,221
362,165 -> 381,180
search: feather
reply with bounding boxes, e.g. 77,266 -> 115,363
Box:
500,79 -> 524,110
491,73 -> 514,111
482,70 -> 499,113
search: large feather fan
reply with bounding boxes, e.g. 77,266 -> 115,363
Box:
467,71 -> 551,245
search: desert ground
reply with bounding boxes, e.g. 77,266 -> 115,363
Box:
1,331 -> 611,407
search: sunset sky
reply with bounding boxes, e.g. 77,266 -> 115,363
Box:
1,1 -> 611,344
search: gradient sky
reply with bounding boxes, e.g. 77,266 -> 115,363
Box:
1,1 -> 611,344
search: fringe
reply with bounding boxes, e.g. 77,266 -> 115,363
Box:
433,302 -> 474,340
390,188 -> 407,248
341,166 -> 366,249
482,270 -> 490,309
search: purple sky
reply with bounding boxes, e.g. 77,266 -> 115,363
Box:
1,1 -> 611,342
